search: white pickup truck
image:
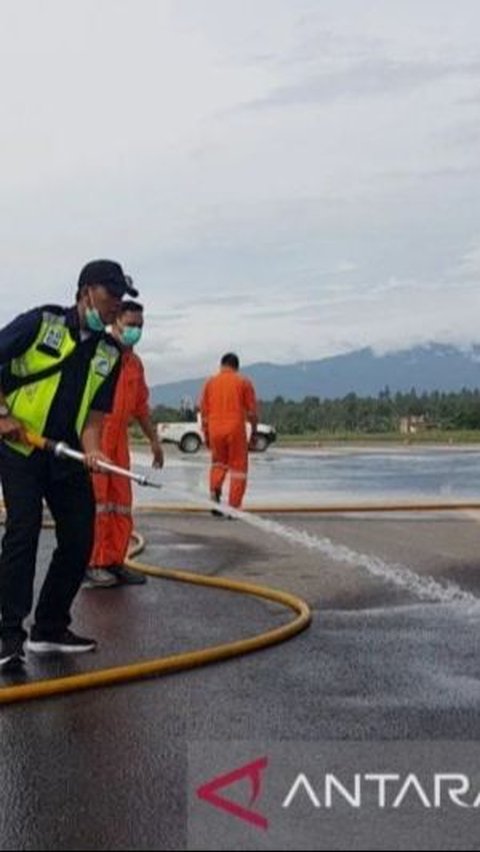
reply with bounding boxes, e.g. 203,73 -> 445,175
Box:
157,415 -> 277,454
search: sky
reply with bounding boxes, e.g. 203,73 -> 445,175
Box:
1,0 -> 480,384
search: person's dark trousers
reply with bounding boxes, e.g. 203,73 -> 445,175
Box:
0,448 -> 95,642
34,469 -> 95,638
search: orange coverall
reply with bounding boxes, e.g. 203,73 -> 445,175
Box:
90,350 -> 150,568
200,367 -> 258,508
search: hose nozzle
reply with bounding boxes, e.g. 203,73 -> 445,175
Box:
25,430 -> 162,489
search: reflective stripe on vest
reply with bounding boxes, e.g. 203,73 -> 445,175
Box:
95,503 -> 132,517
6,311 -> 119,457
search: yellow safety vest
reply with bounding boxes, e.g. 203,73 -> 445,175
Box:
5,309 -> 119,457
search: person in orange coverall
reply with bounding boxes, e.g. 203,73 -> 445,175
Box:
84,302 -> 164,588
200,353 -> 258,515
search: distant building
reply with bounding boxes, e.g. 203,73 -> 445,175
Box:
399,415 -> 434,434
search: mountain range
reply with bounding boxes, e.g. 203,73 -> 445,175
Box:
150,344 -> 480,406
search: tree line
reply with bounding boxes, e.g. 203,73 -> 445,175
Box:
152,387 -> 480,435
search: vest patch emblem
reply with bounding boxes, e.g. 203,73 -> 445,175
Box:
42,326 -> 64,351
94,357 -> 111,378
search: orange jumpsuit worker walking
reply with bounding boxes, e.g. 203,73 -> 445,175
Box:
84,301 -> 164,588
200,352 -> 258,513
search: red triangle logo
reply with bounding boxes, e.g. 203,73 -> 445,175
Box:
196,756 -> 269,831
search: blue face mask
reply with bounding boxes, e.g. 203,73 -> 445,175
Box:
85,290 -> 107,332
85,307 -> 106,333
120,326 -> 142,347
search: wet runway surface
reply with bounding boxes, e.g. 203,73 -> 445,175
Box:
1,448 -> 480,849
133,444 -> 480,506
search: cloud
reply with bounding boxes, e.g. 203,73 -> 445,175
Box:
379,166 -> 480,183
138,268 -> 480,382
237,56 -> 480,111
176,294 -> 258,309
456,241 -> 480,277
0,0 -> 480,384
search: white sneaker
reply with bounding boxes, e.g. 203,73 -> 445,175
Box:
82,568 -> 120,589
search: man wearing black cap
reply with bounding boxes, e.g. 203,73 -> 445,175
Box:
0,259 -> 137,670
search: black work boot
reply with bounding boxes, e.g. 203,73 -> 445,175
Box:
27,628 -> 97,654
210,489 -> 224,517
0,636 -> 26,671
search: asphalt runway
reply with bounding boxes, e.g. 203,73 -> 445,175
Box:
1,498 -> 480,850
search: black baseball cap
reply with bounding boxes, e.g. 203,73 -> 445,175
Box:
77,259 -> 139,298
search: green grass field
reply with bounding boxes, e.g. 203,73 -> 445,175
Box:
276,429 -> 480,446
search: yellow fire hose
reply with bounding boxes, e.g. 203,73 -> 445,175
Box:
0,520 -> 312,706
0,517 -> 311,707
134,501 -> 480,514
0,432 -> 304,704
0,430 -> 478,706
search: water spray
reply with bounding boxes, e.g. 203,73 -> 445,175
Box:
25,431 -> 480,608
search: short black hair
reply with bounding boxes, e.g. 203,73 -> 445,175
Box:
119,300 -> 144,315
221,352 -> 240,370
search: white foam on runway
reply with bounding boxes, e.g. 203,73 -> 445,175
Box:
237,511 -> 479,608
130,453 -> 480,608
